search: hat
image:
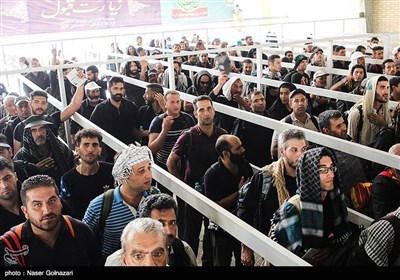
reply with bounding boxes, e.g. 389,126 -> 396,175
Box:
24,115 -> 52,129
295,54 -> 308,63
0,142 -> 11,149
351,51 -> 368,61
245,36 -> 252,40
112,143 -> 153,183
147,69 -> 158,76
313,71 -> 329,80
84,81 -> 101,92
395,59 -> 400,67
289,88 -> 307,99
14,96 -> 30,106
313,47 -> 323,54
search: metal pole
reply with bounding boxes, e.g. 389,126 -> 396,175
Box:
57,68 -> 72,149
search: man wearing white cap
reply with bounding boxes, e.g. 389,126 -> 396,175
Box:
83,144 -> 159,262
310,71 -> 333,116
70,81 -> 104,147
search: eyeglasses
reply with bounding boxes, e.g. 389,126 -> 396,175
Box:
318,166 -> 337,174
200,81 -> 210,85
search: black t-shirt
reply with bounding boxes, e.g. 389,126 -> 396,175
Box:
60,162 -> 114,220
134,105 -> 162,146
0,204 -> 25,236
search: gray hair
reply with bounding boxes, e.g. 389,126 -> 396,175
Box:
112,144 -> 153,184
388,144 -> 400,156
120,218 -> 166,252
278,128 -> 306,151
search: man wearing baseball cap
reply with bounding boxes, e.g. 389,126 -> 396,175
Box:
310,71 -> 333,115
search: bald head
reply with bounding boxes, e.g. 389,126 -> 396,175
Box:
389,144 -> 400,156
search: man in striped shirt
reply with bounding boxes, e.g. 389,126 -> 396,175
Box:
83,144 -> 159,262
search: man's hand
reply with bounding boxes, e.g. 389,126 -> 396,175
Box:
367,112 -> 387,127
36,157 -> 55,172
241,244 -> 255,266
154,93 -> 166,111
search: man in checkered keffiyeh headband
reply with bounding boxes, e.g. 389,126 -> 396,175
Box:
112,144 -> 153,184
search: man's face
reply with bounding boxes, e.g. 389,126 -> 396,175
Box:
231,79 -> 243,97
121,231 -> 167,266
250,93 -> 266,114
242,62 -> 253,75
297,60 -> 308,71
148,73 -> 158,83
194,99 -> 214,127
144,88 -> 156,105
375,80 -> 390,104
4,99 -> 17,116
373,50 -> 384,59
109,82 -> 124,102
156,63 -> 164,74
384,62 -> 396,76
289,94 -> 308,118
319,156 -> 335,193
286,52 -> 293,61
86,70 -> 97,81
76,137 -> 101,165
150,208 -> 177,246
227,137 -> 245,164
0,168 -> 18,201
31,125 -> 47,146
30,96 -> 48,115
325,117 -> 347,139
198,75 -> 211,92
124,160 -> 152,192
129,63 -> 139,76
165,94 -> 181,116
314,76 -> 327,88
0,147 -> 13,161
269,58 -> 282,73
280,138 -> 307,171
21,186 -> 63,232
16,102 -> 32,120
246,37 -> 253,45
279,87 -> 291,105
352,68 -> 365,82
199,54 -> 209,63
337,49 -> 346,56
86,88 -> 100,103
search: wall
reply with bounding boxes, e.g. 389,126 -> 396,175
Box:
365,0 -> 400,33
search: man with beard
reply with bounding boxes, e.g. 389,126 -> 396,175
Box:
318,110 -> 366,204
86,65 -> 107,100
60,129 -> 114,220
232,91 -> 274,168
184,70 -> 213,116
0,175 -> 103,266
90,76 -> 138,162
347,75 -> 391,146
83,144 -> 159,261
167,95 -> 226,265
0,157 -> 25,235
203,134 -> 253,266
123,61 -> 146,109
270,89 -> 320,160
22,58 -> 50,95
238,129 -> 307,266
70,81 -> 104,147
13,87 -> 85,154
134,83 -> 165,146
14,115 -> 75,187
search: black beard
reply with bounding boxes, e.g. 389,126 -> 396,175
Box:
229,151 -> 245,164
111,94 -> 122,102
146,99 -> 154,106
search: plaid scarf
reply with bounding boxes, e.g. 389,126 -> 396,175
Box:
297,147 -> 352,250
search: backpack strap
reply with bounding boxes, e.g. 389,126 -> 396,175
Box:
1,223 -> 26,266
99,189 -> 114,236
356,105 -> 363,142
310,116 -> 320,132
63,215 -> 75,238
284,115 -> 293,124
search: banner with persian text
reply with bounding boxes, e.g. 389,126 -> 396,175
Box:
0,0 -> 162,36
1,0 -> 235,37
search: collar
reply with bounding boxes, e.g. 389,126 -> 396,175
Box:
114,185 -> 150,204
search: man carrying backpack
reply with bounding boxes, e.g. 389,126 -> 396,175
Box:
237,129 -> 307,266
0,175 -> 103,266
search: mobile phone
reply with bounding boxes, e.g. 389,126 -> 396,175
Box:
217,55 -> 231,74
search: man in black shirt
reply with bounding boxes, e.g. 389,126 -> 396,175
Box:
0,175 -> 102,266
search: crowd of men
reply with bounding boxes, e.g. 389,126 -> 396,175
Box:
0,35 -> 400,267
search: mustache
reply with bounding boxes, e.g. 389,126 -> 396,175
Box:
41,214 -> 56,221
36,136 -> 46,141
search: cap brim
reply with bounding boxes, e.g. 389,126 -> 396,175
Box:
25,120 -> 53,129
0,143 -> 11,149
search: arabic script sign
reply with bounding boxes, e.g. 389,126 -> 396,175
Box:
1,0 -> 161,36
